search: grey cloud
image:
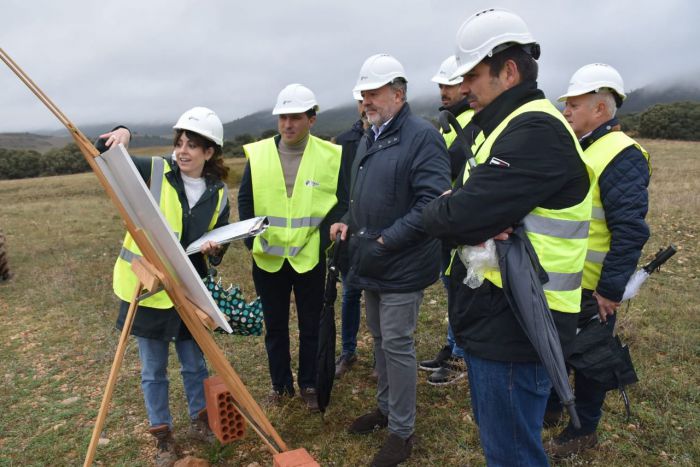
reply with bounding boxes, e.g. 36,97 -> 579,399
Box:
1,0 -> 697,132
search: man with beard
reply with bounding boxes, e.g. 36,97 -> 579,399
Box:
419,55 -> 475,387
330,54 -> 450,466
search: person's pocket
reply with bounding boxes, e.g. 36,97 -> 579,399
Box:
353,228 -> 392,279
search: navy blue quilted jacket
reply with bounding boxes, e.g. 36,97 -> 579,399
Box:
582,118 -> 651,302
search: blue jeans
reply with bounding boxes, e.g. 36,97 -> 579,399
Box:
340,283 -> 362,356
466,353 -> 552,467
441,247 -> 465,359
446,322 -> 465,359
137,336 -> 209,428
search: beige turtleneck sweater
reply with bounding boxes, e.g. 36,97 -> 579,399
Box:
278,133 -> 309,197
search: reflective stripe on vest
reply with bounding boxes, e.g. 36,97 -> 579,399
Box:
461,99 -> 594,313
581,131 -> 651,290
244,135 -> 341,273
112,158 -> 225,308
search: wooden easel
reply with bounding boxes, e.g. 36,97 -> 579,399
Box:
0,48 -> 290,464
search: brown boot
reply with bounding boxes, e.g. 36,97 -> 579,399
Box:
187,409 -> 216,444
148,425 -> 178,467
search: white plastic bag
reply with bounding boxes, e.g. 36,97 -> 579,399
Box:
457,239 -> 499,289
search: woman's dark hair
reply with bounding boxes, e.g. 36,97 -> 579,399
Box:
173,129 -> 229,181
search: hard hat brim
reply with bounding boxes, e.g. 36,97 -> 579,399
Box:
449,60 -> 478,81
431,75 -> 464,86
272,104 -> 320,116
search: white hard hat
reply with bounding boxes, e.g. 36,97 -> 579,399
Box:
452,8 -> 537,79
353,54 -> 407,93
353,89 -> 363,101
272,83 -> 319,115
173,106 -> 224,147
431,55 -> 463,85
558,63 -> 626,103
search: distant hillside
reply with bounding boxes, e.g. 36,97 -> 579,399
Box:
6,81 -> 696,150
223,95 -> 441,139
0,133 -> 71,152
621,82 -> 700,114
0,131 -> 171,152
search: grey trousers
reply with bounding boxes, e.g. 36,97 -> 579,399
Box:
364,289 -> 423,439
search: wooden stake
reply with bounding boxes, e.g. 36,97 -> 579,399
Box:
83,281 -> 143,467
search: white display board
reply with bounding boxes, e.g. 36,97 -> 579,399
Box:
96,144 -> 233,333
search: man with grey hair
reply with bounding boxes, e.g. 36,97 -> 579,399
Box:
545,63 -> 651,457
330,53 -> 450,467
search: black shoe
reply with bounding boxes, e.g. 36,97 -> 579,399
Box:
348,408 -> 389,434
427,358 -> 466,386
370,433 -> 414,467
300,387 -> 319,412
419,345 -> 452,372
545,426 -> 598,458
335,353 -> 357,379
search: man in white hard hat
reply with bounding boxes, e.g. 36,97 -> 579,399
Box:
238,84 -> 344,411
419,55 -> 475,387
544,63 -> 651,457
330,54 -> 450,466
422,8 -> 593,465
332,90 -> 368,380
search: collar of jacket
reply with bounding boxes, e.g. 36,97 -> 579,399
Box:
579,117 -> 620,150
363,102 -> 410,154
472,80 -> 544,137
165,158 -> 224,203
440,97 -> 472,117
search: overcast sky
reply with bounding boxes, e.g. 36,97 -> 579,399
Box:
1,0 -> 697,133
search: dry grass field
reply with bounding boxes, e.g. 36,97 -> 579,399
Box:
0,140 -> 698,466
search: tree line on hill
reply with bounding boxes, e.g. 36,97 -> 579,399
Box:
1,101 -> 698,181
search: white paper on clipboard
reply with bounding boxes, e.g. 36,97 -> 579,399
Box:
185,216 -> 268,255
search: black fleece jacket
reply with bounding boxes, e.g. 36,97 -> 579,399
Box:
422,81 -> 589,362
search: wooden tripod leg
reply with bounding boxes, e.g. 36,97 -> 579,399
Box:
83,282 -> 142,467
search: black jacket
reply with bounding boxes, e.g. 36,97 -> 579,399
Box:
116,156 -> 230,341
345,103 -> 451,293
582,119 -> 651,305
237,134 -> 347,261
422,81 -> 589,361
334,120 -> 365,274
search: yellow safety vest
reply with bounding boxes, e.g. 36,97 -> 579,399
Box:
461,99 -> 594,313
441,109 -> 475,149
244,135 -> 341,274
112,158 -> 226,308
581,131 -> 651,290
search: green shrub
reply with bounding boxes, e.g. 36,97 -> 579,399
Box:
0,148 -> 44,179
638,101 -> 700,141
0,144 -> 89,180
41,143 -> 89,176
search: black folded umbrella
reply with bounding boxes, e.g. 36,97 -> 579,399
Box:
316,233 -> 343,414
496,225 -> 581,429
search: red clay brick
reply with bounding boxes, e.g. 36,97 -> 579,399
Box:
273,448 -> 320,467
203,375 -> 247,444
